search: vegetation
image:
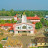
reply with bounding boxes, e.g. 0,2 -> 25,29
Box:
41,18 -> 48,27
0,44 -> 3,48
35,22 -> 43,29
2,38 -> 7,40
44,28 -> 48,37
0,9 -> 48,17
44,32 -> 48,37
0,19 -> 17,24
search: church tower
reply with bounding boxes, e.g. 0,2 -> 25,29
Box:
22,12 -> 27,23
14,14 -> 17,21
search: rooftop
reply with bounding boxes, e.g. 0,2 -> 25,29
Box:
27,16 -> 40,20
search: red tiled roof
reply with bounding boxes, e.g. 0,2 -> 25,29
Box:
14,14 -> 18,17
27,16 -> 40,20
4,23 -> 13,26
9,27 -> 13,30
0,23 -> 14,27
0,23 -> 14,30
14,16 -> 17,17
0,24 -> 4,26
17,18 -> 20,20
32,22 -> 36,24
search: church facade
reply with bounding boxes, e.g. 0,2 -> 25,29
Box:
13,14 -> 35,34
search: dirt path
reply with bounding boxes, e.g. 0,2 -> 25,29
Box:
12,35 -> 35,48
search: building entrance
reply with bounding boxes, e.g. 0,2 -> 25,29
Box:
18,31 -> 30,33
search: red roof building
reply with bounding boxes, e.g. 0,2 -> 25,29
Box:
0,23 -> 13,27
0,23 -> 14,30
27,16 -> 40,20
9,26 -> 13,30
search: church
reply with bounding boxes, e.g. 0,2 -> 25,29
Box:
13,13 -> 35,34
0,12 -> 40,35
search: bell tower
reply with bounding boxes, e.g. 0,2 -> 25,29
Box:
14,14 -> 17,21
22,12 -> 27,23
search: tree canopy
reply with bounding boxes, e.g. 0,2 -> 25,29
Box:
0,9 -> 48,17
35,22 -> 43,29
41,18 -> 48,27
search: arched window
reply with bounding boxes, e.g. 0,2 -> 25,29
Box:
18,27 -> 19,29
22,26 -> 26,29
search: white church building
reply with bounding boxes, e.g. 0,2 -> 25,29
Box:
13,13 -> 35,34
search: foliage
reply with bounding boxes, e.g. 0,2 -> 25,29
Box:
35,22 -> 43,29
40,18 -> 45,24
0,20 -> 5,24
23,12 -> 25,15
0,19 -> 17,24
44,32 -> 48,37
0,44 -> 3,48
0,9 -> 48,17
11,19 -> 17,23
44,28 -> 48,37
3,38 -> 7,40
44,20 -> 48,27
41,18 -> 48,27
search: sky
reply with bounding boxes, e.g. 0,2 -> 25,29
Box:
0,0 -> 48,10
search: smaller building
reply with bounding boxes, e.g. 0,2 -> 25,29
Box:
27,15 -> 40,23
0,23 -> 14,32
35,37 -> 48,47
44,15 -> 48,20
45,28 -> 48,32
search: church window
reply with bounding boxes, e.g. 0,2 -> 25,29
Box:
29,27 -> 31,29
18,27 -> 19,29
29,31 -> 30,33
18,31 -> 19,33
22,26 -> 26,29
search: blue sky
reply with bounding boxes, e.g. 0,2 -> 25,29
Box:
0,0 -> 48,10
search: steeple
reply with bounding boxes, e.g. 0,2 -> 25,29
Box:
14,14 -> 17,21
22,12 -> 27,23
23,12 -> 25,15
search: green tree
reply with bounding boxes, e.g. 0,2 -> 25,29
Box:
7,20 -> 11,23
2,8 -> 5,11
14,20 -> 17,23
40,18 -> 45,24
35,22 -> 43,29
11,19 -> 17,23
45,20 -> 48,27
10,9 -> 15,16
11,19 -> 14,23
44,32 -> 48,37
1,20 -> 5,24
6,11 -> 11,16
0,44 -> 3,48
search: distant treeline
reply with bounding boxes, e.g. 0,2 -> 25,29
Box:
0,9 -> 48,17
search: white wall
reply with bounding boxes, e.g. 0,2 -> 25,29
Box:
22,15 -> 27,23
14,17 -> 17,21
15,24 -> 33,30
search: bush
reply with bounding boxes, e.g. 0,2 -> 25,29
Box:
0,44 -> 3,48
3,38 -> 7,40
35,22 -> 43,29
